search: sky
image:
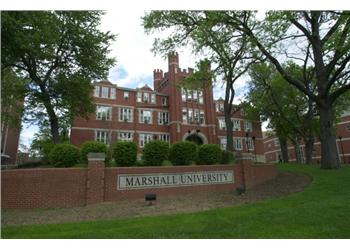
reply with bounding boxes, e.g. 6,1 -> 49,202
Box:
19,9 -> 248,149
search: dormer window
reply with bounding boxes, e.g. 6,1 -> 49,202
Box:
101,87 -> 109,98
124,91 -> 129,100
94,86 -> 100,97
110,88 -> 116,99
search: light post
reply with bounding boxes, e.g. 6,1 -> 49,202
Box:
339,136 -> 345,164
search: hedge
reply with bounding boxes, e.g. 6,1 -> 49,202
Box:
143,140 -> 169,166
169,141 -> 197,166
49,144 -> 81,168
197,144 -> 222,165
221,150 -> 235,164
81,141 -> 110,163
112,141 -> 137,167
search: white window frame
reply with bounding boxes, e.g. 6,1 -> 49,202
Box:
96,105 -> 112,121
220,138 -> 227,150
95,130 -> 110,144
182,108 -> 188,123
151,93 -> 156,104
124,91 -> 129,100
94,86 -> 100,97
143,92 -> 150,103
198,90 -> 204,104
159,134 -> 170,143
246,138 -> 254,150
347,124 -> 350,131
234,138 -> 243,150
181,88 -> 186,101
139,109 -> 153,124
188,108 -> 193,123
232,119 -> 241,131
139,133 -> 153,148
199,110 -> 205,124
162,97 -> 167,105
158,111 -> 169,125
218,118 -> 226,130
137,92 -> 142,102
110,88 -> 116,99
101,87 -> 109,98
274,139 -> 280,147
119,107 -> 133,122
245,121 -> 253,132
118,132 -> 133,142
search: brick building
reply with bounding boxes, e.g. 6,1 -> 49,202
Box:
263,109 -> 350,164
1,122 -> 21,166
71,52 -> 265,161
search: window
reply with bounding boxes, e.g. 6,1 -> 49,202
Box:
101,87 -> 109,98
193,91 -> 198,102
199,110 -> 205,124
274,139 -> 280,147
151,93 -> 156,104
220,138 -> 227,150
96,130 -> 109,144
198,90 -> 203,104
241,108 -> 246,116
232,119 -> 241,131
94,86 -> 100,97
182,108 -> 188,123
137,92 -> 142,102
162,97 -> 167,105
188,109 -> 193,123
244,121 -> 253,132
124,91 -> 129,100
143,93 -> 150,103
96,105 -> 112,120
246,138 -> 254,150
347,124 -> 350,131
216,102 -> 224,112
181,88 -> 187,101
187,90 -> 193,101
233,138 -> 243,150
118,132 -> 133,142
119,107 -> 133,122
139,110 -> 152,124
159,134 -> 170,142
158,112 -> 169,125
139,133 -> 153,148
110,88 -> 116,99
194,109 -> 200,123
218,119 -> 226,130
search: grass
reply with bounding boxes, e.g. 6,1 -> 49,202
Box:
2,164 -> 350,239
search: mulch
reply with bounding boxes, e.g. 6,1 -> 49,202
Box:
1,169 -> 312,226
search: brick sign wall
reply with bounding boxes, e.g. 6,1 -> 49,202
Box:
1,153 -> 277,209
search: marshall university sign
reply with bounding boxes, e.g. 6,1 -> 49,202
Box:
117,170 -> 234,190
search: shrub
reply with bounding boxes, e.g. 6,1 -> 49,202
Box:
112,141 -> 137,167
81,141 -> 110,163
143,140 -> 169,166
220,150 -> 235,164
49,144 -> 80,168
169,141 -> 197,166
197,144 -> 222,165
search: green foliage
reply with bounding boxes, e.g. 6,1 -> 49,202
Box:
49,144 -> 80,168
1,11 -> 116,143
169,141 -> 197,166
30,138 -> 55,163
220,150 -> 235,164
196,144 -> 222,165
142,140 -> 169,166
80,141 -> 110,163
112,141 -> 137,167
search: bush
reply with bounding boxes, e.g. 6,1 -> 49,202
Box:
112,141 -> 137,167
143,140 -> 169,166
81,141 -> 110,163
169,141 -> 197,166
197,144 -> 222,165
220,150 -> 235,164
49,144 -> 80,168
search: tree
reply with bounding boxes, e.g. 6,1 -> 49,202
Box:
1,11 -> 116,144
220,11 -> 350,169
246,62 -> 319,164
143,11 -> 260,152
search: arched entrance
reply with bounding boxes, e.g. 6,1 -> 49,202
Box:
186,133 -> 203,145
183,131 -> 208,145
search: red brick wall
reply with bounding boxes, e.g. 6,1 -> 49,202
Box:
1,168 -> 86,209
1,157 -> 277,209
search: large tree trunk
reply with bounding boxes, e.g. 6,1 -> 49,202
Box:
279,137 -> 289,163
293,140 -> 303,164
42,95 -> 60,144
319,104 -> 340,169
225,116 -> 234,152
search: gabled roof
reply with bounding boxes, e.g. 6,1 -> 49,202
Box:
139,84 -> 153,92
94,80 -> 114,86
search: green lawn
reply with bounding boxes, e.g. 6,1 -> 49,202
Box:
2,164 -> 350,239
